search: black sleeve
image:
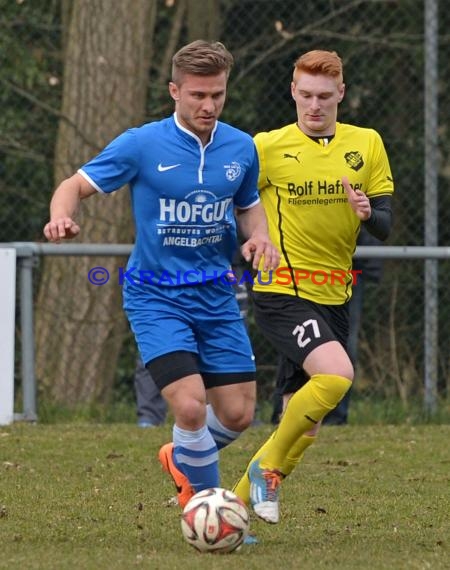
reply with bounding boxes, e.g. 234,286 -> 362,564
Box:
363,195 -> 393,241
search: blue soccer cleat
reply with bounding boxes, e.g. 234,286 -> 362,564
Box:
249,459 -> 282,524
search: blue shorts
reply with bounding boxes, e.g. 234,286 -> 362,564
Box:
124,280 -> 256,375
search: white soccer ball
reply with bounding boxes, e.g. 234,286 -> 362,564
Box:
181,487 -> 249,553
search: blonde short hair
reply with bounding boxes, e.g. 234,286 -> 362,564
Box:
172,40 -> 234,84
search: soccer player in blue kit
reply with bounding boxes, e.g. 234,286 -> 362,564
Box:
43,40 -> 279,509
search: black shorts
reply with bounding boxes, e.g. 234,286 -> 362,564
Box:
252,292 -> 349,394
146,350 -> 255,391
275,356 -> 309,395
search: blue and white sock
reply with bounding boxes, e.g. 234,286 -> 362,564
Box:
206,404 -> 242,450
173,424 -> 220,492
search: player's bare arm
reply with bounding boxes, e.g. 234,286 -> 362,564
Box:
43,173 -> 97,242
235,202 -> 280,271
342,176 -> 371,221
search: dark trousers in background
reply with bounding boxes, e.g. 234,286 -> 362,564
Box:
135,357 -> 167,426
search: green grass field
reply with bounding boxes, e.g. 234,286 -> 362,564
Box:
1,423 -> 449,570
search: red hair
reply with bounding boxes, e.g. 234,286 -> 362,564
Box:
293,50 -> 343,83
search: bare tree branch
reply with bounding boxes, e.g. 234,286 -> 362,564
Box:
232,0 -> 422,82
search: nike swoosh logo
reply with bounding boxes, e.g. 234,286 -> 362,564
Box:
167,472 -> 182,493
158,163 -> 181,172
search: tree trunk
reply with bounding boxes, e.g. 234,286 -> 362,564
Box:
187,0 -> 221,41
35,0 -> 157,405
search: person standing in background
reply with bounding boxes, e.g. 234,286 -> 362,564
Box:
135,356 -> 168,428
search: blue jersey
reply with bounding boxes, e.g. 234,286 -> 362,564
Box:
79,114 -> 260,287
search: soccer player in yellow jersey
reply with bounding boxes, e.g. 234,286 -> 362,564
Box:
233,50 -> 394,523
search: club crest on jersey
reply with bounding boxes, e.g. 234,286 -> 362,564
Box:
224,161 -> 241,181
344,151 -> 364,171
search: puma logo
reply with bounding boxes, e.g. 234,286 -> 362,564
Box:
283,152 -> 301,163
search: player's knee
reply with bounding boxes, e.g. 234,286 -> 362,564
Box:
173,397 -> 206,429
310,361 -> 353,383
333,363 -> 354,382
304,342 -> 354,382
335,351 -> 354,381
310,374 -> 352,409
219,406 -> 254,432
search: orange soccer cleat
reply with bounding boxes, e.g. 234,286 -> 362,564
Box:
158,442 -> 195,508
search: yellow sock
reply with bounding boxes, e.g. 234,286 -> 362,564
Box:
281,434 -> 316,476
260,374 -> 351,470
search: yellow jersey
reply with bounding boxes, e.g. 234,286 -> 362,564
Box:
254,122 -> 394,304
